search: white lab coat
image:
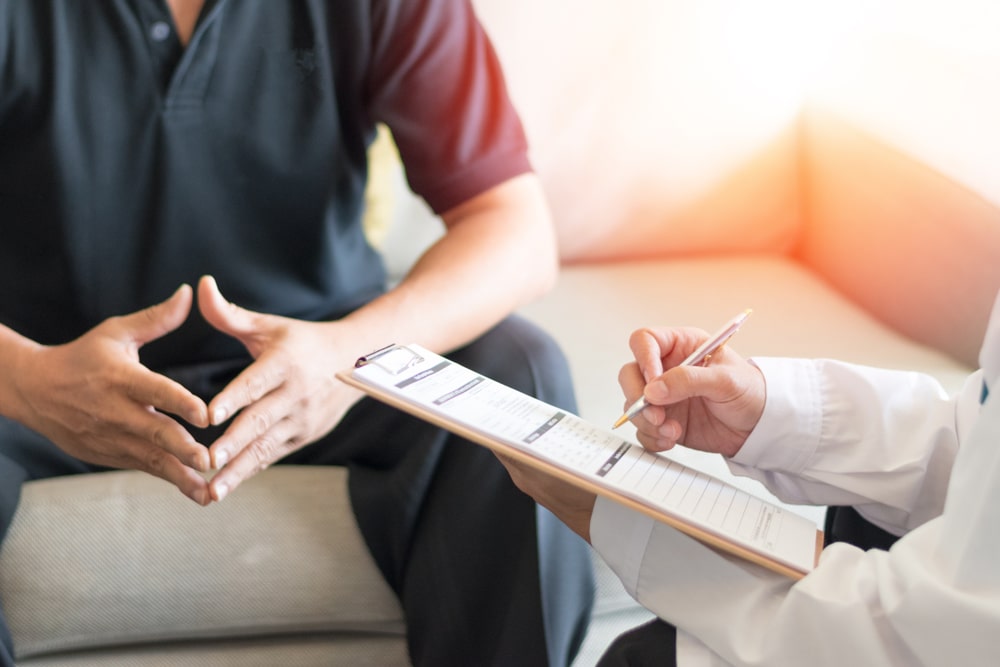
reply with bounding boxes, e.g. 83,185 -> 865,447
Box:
591,292 -> 1000,666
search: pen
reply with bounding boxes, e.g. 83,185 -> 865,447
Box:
612,309 -> 753,429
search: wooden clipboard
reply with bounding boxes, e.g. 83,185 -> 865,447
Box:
339,344 -> 822,580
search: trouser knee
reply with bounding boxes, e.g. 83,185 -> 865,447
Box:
449,315 -> 577,413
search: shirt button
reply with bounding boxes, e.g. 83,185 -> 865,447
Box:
150,21 -> 172,42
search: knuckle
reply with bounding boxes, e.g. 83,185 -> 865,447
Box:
119,369 -> 139,397
99,363 -> 126,389
144,381 -> 169,408
141,303 -> 161,324
245,373 -> 268,402
143,446 -> 170,474
149,422 -> 169,449
246,437 -> 276,472
250,409 -> 271,437
718,373 -> 742,398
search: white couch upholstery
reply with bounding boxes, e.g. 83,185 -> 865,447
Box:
4,1 -> 1000,665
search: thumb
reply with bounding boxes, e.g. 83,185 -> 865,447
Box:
117,284 -> 193,347
197,275 -> 259,341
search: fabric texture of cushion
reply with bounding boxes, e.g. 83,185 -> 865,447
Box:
0,467 -> 404,660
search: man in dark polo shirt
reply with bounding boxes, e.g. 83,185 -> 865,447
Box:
0,1 -> 594,665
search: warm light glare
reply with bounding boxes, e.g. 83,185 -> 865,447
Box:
470,0 -> 1000,260
706,0 -> 1000,102
714,0 -> 863,101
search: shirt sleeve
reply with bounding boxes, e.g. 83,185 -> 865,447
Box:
365,0 -> 531,214
726,357 -> 981,535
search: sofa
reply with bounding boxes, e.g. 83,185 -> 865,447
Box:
4,1 -> 1000,665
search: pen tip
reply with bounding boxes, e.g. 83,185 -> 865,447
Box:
612,416 -> 627,429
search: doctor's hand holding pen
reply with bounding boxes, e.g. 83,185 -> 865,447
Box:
615,310 -> 766,459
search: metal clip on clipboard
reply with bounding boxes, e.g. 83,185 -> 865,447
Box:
355,344 -> 425,375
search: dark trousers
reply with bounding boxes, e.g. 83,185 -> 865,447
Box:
595,507 -> 901,666
0,315 -> 594,667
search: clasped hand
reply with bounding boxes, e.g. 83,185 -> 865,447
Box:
11,276 -> 361,505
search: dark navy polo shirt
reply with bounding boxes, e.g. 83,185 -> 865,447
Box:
0,0 -> 531,370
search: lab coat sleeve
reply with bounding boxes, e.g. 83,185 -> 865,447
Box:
593,292 -> 1000,665
725,357 -> 982,535
592,395 -> 1000,666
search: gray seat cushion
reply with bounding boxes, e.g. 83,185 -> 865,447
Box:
1,467 -> 405,663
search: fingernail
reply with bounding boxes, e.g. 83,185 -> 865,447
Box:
214,482 -> 229,502
186,406 -> 205,428
212,407 -> 227,425
213,448 -> 229,469
196,450 -> 211,472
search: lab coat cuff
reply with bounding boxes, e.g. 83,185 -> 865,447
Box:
730,358 -> 822,475
591,495 -> 656,600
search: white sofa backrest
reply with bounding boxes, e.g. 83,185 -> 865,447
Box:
798,0 -> 1000,365
378,0 -> 1000,362
472,0 -> 804,262
471,0 -> 1000,362
805,0 -> 1000,205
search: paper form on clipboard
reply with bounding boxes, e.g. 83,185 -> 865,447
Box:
339,344 -> 822,579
